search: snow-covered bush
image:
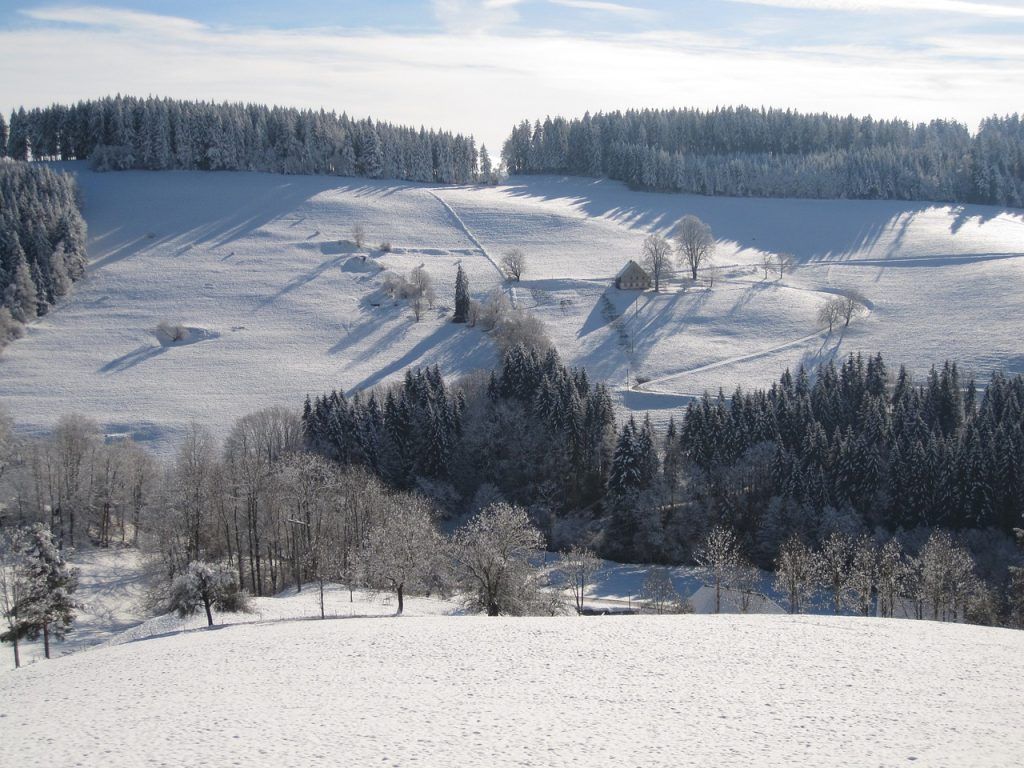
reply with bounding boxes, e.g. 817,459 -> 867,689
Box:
0,308 -> 24,351
156,320 -> 189,343
168,562 -> 247,627
378,241 -> 392,253
89,144 -> 136,171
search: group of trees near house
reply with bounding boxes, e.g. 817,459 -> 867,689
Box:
502,107 -> 1024,207
0,161 -> 87,346
7,96 -> 484,184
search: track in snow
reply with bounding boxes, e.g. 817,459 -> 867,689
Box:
632,279 -> 873,396
429,190 -> 516,307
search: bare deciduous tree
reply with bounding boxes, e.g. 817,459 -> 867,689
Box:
409,265 -> 435,322
0,529 -> 29,668
560,545 -> 602,614
877,538 -> 907,618
641,234 -> 673,292
777,253 -> 794,278
501,249 -> 526,282
838,289 -> 867,327
815,532 -> 855,614
672,214 -> 715,281
848,535 -> 878,617
774,535 -> 818,614
352,223 -> 366,249
694,526 -> 743,614
451,503 -> 556,616
914,530 -> 978,622
818,297 -> 844,333
360,494 -> 443,615
640,567 -> 689,614
760,252 -> 776,279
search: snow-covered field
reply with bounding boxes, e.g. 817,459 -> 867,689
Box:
2,611 -> 1021,767
2,164 -> 1022,452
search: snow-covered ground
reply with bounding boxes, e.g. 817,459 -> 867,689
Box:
1,164 -> 1022,452
2,611 -> 1021,767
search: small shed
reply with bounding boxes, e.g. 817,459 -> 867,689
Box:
615,260 -> 652,291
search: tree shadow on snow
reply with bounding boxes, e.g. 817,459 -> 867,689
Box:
500,176 -> 1022,271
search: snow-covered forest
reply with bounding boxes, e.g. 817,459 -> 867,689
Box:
304,349 -> 1024,575
5,96 -> 484,184
501,108 -> 1024,206
0,161 -> 87,347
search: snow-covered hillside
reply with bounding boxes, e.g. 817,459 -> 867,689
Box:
2,612 -> 1021,767
1,164 -> 1022,453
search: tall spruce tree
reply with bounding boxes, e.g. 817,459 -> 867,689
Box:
453,264 -> 469,323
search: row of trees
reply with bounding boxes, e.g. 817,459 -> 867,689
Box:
502,108 -> 1024,206
694,523 -> 992,621
6,96 -> 490,185
0,161 -> 88,347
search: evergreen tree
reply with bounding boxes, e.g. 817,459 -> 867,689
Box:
18,524 -> 79,659
453,264 -> 470,324
479,144 -> 493,183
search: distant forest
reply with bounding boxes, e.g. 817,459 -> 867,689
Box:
501,107 -> 1024,207
0,162 -> 87,343
2,96 -> 485,184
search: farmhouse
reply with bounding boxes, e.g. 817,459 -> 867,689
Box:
615,260 -> 652,291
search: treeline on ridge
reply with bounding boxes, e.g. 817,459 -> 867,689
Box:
502,107 -> 1024,206
2,95 -> 486,184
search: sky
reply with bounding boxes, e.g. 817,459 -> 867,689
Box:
0,0 -> 1022,153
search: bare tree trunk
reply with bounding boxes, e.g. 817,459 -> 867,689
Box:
11,637 -> 19,669
43,623 -> 50,659
203,595 -> 214,627
397,584 -> 404,616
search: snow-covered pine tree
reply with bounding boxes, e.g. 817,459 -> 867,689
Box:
18,524 -> 79,659
479,144 -> 493,184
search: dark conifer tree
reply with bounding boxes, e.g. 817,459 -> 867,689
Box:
453,264 -> 469,323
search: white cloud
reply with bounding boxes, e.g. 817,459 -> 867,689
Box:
723,0 -> 1024,19
3,5 -> 1021,153
430,0 -> 524,31
24,5 -> 209,35
549,0 -> 654,18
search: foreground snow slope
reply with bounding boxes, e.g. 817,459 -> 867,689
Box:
2,615 -> 1021,767
2,165 -> 1022,452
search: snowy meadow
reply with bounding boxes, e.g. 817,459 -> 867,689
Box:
1,163 -> 1022,453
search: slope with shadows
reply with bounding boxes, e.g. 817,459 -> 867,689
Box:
1,167 -> 1021,451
